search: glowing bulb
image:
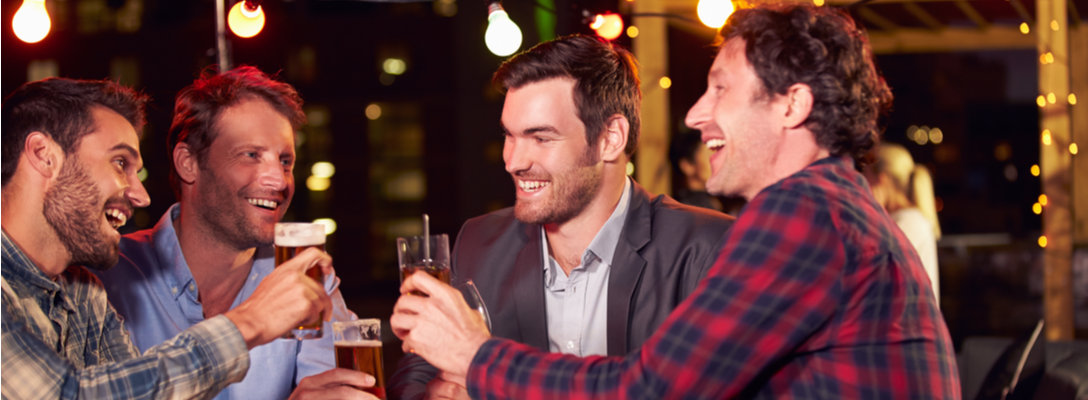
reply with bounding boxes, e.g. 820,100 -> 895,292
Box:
1020,22 -> 1030,34
1040,54 -> 1049,65
137,168 -> 149,182
311,162 -> 336,179
1037,95 -> 1047,107
1051,20 -> 1059,30
627,26 -> 639,38
1031,164 -> 1040,176
814,0 -> 825,6
313,218 -> 337,235
1048,93 -> 1056,104
1071,143 -> 1079,155
591,14 -> 624,41
1042,129 -> 1052,145
659,77 -> 672,89
929,127 -> 943,144
383,58 -> 406,75
1039,194 -> 1048,206
307,175 -> 331,191
366,104 -> 382,120
485,5 -> 522,57
1069,94 -> 1077,105
1045,53 -> 1054,63
12,0 -> 51,43
228,1 -> 265,38
697,0 -> 734,29
1039,235 -> 1048,248
1033,203 -> 1042,214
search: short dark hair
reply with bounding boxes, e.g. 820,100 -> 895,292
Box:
493,34 -> 642,157
720,4 -> 892,169
168,66 -> 305,198
2,78 -> 148,187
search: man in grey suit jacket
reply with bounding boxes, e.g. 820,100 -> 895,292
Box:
387,34 -> 734,400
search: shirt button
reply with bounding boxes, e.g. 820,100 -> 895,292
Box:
189,283 -> 195,291
566,341 -> 575,350
171,287 -> 178,295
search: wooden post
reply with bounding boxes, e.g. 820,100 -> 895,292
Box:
1038,0 -> 1075,341
1071,26 -> 1088,246
632,0 -> 671,196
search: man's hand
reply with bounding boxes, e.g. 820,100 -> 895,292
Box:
425,373 -> 470,400
288,368 -> 380,400
224,247 -> 334,348
390,272 -> 490,378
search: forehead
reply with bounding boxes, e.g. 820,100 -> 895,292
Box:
211,97 -> 295,147
711,38 -> 750,78
502,77 -> 581,126
78,106 -> 140,156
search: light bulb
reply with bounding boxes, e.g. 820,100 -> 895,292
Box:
485,5 -> 522,57
697,0 -> 734,29
591,14 -> 623,40
228,1 -> 265,38
13,0 -> 51,44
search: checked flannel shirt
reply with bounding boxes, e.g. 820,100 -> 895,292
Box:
466,156 -> 961,399
1,231 -> 250,399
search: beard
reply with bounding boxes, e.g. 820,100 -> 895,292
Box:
43,157 -> 124,271
192,166 -> 285,251
513,146 -> 602,226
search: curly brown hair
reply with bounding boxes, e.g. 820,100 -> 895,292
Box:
719,4 -> 892,169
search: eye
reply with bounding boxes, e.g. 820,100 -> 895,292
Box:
244,151 -> 258,158
535,136 -> 551,143
113,158 -> 126,169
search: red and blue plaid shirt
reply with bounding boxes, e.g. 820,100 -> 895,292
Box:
466,156 -> 960,399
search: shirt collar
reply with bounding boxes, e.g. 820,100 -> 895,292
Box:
153,203 -> 196,300
541,176 -> 633,275
1,230 -> 61,294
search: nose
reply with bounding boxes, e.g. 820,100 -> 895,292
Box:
503,138 -> 529,175
258,158 -> 290,192
685,90 -> 714,131
127,175 -> 151,208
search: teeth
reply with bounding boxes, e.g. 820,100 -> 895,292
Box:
105,209 -> 128,229
518,180 -> 550,193
705,139 -> 726,152
247,198 -> 279,210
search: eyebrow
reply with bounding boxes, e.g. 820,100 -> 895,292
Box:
110,143 -> 140,159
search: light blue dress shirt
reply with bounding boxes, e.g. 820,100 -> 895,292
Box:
541,177 -> 631,357
93,204 -> 358,400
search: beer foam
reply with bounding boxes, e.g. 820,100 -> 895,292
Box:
275,234 -> 325,247
335,340 -> 382,347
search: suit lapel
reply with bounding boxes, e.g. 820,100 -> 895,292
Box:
512,223 -> 549,351
606,182 -> 653,355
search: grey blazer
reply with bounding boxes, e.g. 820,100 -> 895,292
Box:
387,182 -> 734,400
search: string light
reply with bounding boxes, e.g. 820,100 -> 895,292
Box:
627,26 -> 639,38
1039,194 -> 1048,206
814,0 -> 825,6
1033,203 -> 1042,214
228,0 -> 265,38
1020,22 -> 1030,34
697,0 -> 734,29
1031,164 -> 1040,176
1070,94 -> 1078,105
12,0 -> 50,43
1071,143 -> 1079,155
1051,20 -> 1059,30
313,218 -> 338,235
1042,129 -> 1052,145
659,77 -> 672,89
484,3 -> 522,56
1037,95 -> 1047,107
1048,93 -> 1057,104
590,14 -> 624,40
311,162 -> 336,179
1039,235 -> 1048,248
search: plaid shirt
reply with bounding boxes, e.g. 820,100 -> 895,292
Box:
466,157 -> 960,399
1,231 -> 250,399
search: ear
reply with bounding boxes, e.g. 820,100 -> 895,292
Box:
596,114 -> 630,163
781,83 -> 814,130
173,143 -> 199,186
23,132 -> 63,179
678,158 -> 697,178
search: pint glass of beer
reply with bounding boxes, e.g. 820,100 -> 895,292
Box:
333,319 -> 386,399
274,222 -> 326,339
396,234 -> 450,296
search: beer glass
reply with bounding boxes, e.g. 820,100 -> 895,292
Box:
274,222 -> 326,339
396,234 -> 450,296
333,319 -> 386,399
453,279 -> 491,333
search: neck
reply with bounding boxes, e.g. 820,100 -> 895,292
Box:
544,169 -> 626,276
174,203 -> 257,316
1,183 -> 72,279
884,190 -> 913,214
743,130 -> 830,201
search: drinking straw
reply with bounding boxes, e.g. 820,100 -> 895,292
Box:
423,214 -> 431,267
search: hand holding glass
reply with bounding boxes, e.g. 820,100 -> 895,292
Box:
333,319 -> 386,399
397,234 -> 450,295
274,223 -> 326,339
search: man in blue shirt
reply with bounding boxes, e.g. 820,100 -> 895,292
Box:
93,67 -> 363,400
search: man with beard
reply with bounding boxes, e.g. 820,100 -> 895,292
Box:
92,67 -> 367,400
390,4 -> 959,398
1,78 -> 349,399
387,34 -> 735,400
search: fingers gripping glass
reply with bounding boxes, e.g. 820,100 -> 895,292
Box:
333,319 -> 386,399
274,223 -> 326,340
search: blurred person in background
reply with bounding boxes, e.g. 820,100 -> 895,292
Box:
669,129 -> 723,212
865,143 -> 942,303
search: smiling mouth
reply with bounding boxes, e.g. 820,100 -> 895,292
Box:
705,139 -> 725,152
247,198 -> 280,210
518,180 -> 550,193
105,209 -> 129,230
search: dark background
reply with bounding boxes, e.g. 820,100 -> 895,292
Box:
3,0 -> 1077,372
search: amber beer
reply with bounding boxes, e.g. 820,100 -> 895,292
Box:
400,262 -> 451,296
335,340 -> 386,398
274,223 -> 326,339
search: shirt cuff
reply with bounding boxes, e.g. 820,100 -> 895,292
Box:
188,314 -> 252,384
